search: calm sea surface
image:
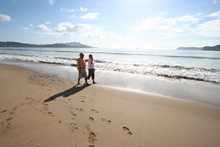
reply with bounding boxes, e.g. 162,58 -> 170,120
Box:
1,47 -> 220,105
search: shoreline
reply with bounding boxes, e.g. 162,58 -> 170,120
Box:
0,64 -> 220,147
1,61 -> 220,106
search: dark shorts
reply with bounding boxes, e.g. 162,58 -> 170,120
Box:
87,69 -> 95,80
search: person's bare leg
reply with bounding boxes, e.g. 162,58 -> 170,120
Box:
78,78 -> 80,85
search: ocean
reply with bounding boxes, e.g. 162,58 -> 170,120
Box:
1,47 -> 220,105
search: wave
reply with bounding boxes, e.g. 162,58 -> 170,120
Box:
1,48 -> 220,60
156,74 -> 219,84
1,53 -> 219,85
0,53 -> 111,66
154,64 -> 218,72
95,63 -> 220,85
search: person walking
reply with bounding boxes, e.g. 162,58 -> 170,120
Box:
86,54 -> 96,84
77,53 -> 88,85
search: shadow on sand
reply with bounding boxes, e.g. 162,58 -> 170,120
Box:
43,84 -> 90,102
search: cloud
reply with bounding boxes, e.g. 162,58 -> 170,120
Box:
176,15 -> 199,23
54,22 -> 90,32
131,16 -> 198,37
131,10 -> 220,40
0,14 -> 11,22
37,24 -> 52,32
81,27 -> 103,39
48,0 -> 54,5
67,9 -> 75,12
80,7 -> 88,12
195,10 -> 220,37
60,7 -> 76,13
196,19 -> 220,37
80,13 -> 100,20
209,10 -> 220,18
36,22 -> 91,36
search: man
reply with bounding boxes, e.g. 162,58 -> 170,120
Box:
77,53 -> 88,85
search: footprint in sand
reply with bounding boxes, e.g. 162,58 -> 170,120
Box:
86,124 -> 97,146
6,123 -> 11,129
123,127 -> 132,135
70,123 -> 78,131
4,117 -> 13,129
89,117 -> 95,122
47,112 -> 55,117
1,122 -> 11,129
72,113 -> 77,119
9,107 -> 17,115
75,108 -> 83,112
62,100 -> 68,104
69,110 -> 77,119
88,132 -> 96,145
41,104 -> 55,117
6,117 -> 13,122
43,103 -> 48,106
91,109 -> 98,113
81,96 -> 87,98
42,104 -> 48,110
1,110 -> 7,113
101,118 -> 111,124
25,97 -> 35,104
2,106 -> 18,130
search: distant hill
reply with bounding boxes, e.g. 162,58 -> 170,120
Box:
177,45 -> 220,51
177,47 -> 202,50
0,41 -> 93,48
203,45 -> 220,51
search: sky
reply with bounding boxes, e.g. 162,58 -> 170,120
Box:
0,0 -> 220,49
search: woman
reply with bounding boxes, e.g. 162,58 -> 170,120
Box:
86,54 -> 96,84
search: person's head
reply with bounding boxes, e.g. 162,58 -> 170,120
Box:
79,53 -> 84,58
89,54 -> 93,59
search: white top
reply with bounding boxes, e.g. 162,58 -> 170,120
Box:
87,58 -> 95,69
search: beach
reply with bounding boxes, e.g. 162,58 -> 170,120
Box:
1,47 -> 220,106
0,64 -> 220,147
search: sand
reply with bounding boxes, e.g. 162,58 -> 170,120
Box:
0,64 -> 220,147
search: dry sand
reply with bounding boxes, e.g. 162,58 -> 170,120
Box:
0,64 -> 220,147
